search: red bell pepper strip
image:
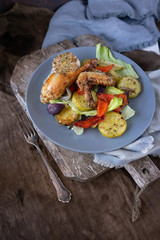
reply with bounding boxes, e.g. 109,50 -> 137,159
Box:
96,65 -> 114,72
114,94 -> 128,106
113,105 -> 121,113
97,99 -> 108,117
97,93 -> 114,103
98,93 -> 128,106
69,82 -> 78,93
74,115 -> 105,128
77,88 -> 84,95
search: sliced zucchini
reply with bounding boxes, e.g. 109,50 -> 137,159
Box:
106,86 -> 124,95
98,112 -> 127,138
117,75 -> 141,98
55,105 -> 79,126
72,91 -> 97,111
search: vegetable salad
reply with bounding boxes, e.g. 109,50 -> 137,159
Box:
46,44 -> 141,138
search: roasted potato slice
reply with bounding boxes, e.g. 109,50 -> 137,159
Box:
55,105 -> 79,125
52,52 -> 80,73
98,112 -> 127,138
117,76 -> 141,98
72,91 -> 97,111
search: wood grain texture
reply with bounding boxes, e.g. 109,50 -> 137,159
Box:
125,156 -> 160,188
1,4 -> 160,239
10,34 -> 160,185
1,102 -> 160,240
10,39 -> 109,181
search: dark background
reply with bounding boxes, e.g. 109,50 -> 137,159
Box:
0,0 -> 71,12
1,1 -> 160,239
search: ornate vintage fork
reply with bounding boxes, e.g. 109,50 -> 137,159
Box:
18,113 -> 71,203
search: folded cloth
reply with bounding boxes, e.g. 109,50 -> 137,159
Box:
87,0 -> 160,20
94,69 -> 160,167
42,0 -> 160,52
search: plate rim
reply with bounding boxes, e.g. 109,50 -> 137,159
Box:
25,46 -> 155,153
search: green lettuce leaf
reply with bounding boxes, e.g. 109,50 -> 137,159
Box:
121,105 -> 135,120
96,43 -> 139,79
106,86 -> 124,95
107,97 -> 123,112
72,125 -> 84,135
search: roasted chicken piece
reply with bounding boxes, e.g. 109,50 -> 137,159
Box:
40,58 -> 98,103
76,71 -> 116,108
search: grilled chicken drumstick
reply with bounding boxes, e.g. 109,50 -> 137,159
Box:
40,58 -> 98,103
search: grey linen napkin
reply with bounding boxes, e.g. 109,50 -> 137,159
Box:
42,0 -> 160,52
87,0 -> 159,20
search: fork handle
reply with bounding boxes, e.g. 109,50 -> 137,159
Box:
35,145 -> 71,203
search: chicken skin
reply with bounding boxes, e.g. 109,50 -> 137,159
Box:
76,71 -> 116,108
40,58 -> 98,103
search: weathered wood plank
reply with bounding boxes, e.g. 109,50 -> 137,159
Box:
10,36 -> 160,187
10,39 -> 108,181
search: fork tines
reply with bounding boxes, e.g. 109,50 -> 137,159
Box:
17,112 -> 35,137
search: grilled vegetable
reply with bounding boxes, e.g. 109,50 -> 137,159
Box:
55,105 -> 79,126
98,60 -> 124,71
98,112 -> 127,138
96,43 -> 139,78
106,86 -> 124,95
117,76 -> 141,98
114,94 -> 128,106
109,69 -> 120,81
47,103 -> 65,115
97,93 -> 123,112
120,105 -> 135,120
97,93 -> 114,103
74,115 -> 104,128
97,99 -> 109,117
96,65 -> 114,72
72,90 -> 97,111
77,88 -> 84,95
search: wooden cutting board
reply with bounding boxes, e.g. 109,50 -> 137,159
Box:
10,39 -> 108,181
10,37 -> 160,187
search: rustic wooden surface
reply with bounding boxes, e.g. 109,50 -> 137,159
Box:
10,36 -> 160,187
10,39 -> 108,181
1,96 -> 160,240
1,4 -> 160,240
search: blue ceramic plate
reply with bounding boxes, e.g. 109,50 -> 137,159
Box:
26,47 -> 155,153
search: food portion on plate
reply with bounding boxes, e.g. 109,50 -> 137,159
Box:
40,44 -> 142,138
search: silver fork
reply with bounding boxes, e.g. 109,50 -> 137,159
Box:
18,113 -> 71,203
